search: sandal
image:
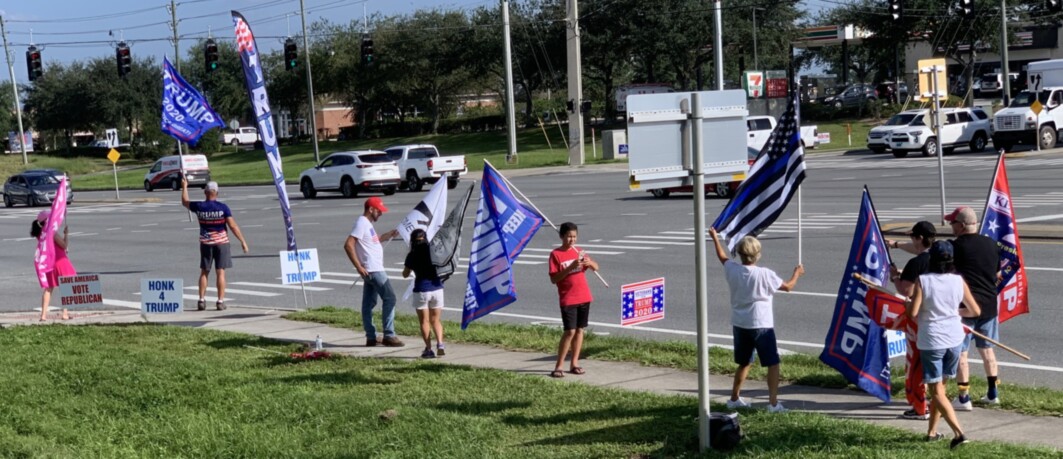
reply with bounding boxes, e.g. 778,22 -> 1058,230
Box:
570,367 -> 586,375
549,369 -> 565,378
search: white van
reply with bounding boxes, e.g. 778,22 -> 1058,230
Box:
144,154 -> 211,191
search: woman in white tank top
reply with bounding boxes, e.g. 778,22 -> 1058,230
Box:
907,241 -> 981,449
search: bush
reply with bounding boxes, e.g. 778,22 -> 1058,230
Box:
190,128 -> 221,156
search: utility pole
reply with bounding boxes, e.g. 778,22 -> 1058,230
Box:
0,16 -> 28,165
713,0 -> 724,91
299,0 -> 321,163
565,0 -> 585,165
169,0 -> 183,157
999,0 -> 1011,106
752,7 -> 760,71
502,0 -> 518,162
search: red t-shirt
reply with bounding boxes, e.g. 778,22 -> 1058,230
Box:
549,247 -> 593,307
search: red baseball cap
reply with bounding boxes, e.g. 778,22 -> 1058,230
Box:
943,206 -> 976,224
365,196 -> 388,213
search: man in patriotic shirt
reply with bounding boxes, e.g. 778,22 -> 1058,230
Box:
182,179 -> 249,311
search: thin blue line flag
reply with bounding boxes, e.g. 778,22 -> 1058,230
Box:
160,58 -> 224,146
712,93 -> 807,251
462,163 -> 544,329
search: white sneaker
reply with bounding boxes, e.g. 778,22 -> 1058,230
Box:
726,397 -> 751,409
767,402 -> 788,413
980,395 -> 1000,405
953,397 -> 973,411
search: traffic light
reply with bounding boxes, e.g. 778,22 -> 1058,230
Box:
1051,0 -> 1063,12
26,46 -> 42,81
888,0 -> 903,21
284,38 -> 298,71
116,42 -> 132,78
960,0 -> 974,17
204,39 -> 219,73
566,99 -> 574,112
361,35 -> 374,66
580,100 -> 591,113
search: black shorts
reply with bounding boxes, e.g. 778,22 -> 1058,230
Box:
200,243 -> 233,272
733,326 -> 781,367
560,303 -> 590,330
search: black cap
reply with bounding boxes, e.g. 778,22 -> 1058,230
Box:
929,240 -> 954,259
908,221 -> 936,238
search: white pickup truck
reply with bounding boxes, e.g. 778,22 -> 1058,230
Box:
747,116 -> 820,152
221,127 -> 259,146
383,144 -> 468,191
887,107 -> 991,158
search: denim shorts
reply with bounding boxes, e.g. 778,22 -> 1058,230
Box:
733,326 -> 781,367
921,345 -> 963,384
962,317 -> 998,351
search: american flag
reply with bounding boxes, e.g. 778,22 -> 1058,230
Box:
712,92 -> 808,251
233,14 -> 256,53
621,278 -> 665,327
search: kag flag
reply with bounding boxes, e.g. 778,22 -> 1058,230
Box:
621,278 -> 665,327
462,164 -> 544,329
712,92 -> 807,251
232,11 -> 297,252
820,187 -> 893,403
160,58 -> 224,145
398,176 -> 448,244
980,153 -> 1029,323
34,177 -> 69,289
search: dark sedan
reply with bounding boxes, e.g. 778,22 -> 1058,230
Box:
3,171 -> 73,207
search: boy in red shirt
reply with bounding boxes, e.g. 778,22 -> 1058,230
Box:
548,222 -> 599,378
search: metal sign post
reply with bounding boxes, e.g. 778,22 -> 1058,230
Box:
627,90 -> 747,453
930,65 -> 947,225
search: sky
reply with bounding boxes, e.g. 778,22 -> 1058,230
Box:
0,0 -> 493,84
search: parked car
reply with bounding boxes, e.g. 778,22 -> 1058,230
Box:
298,151 -> 401,199
3,171 -> 74,207
822,83 -> 877,109
383,144 -> 468,191
747,116 -> 820,151
221,127 -> 259,146
866,110 -> 930,153
887,107 -> 991,158
979,72 -> 1020,98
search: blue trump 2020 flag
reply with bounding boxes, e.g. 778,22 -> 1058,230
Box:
231,11 -> 297,252
820,187 -> 893,403
462,163 -> 544,329
160,58 -> 224,145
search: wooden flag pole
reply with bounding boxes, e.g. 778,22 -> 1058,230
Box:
851,273 -> 1030,361
483,159 -> 609,287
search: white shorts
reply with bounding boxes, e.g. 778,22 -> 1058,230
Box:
413,289 -> 444,310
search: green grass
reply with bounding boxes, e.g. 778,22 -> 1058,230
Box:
0,324 -> 1053,458
27,127 -> 618,191
812,119 -> 875,152
288,307 -> 1063,418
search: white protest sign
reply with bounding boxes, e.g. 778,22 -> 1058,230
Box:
886,330 -> 907,359
141,278 -> 183,313
279,249 -> 320,284
58,274 -> 104,309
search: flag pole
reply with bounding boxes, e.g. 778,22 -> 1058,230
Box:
483,159 -> 609,287
790,46 -> 803,265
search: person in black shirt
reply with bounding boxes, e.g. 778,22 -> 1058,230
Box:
403,229 -> 446,358
887,221 -> 936,421
944,206 -> 1002,409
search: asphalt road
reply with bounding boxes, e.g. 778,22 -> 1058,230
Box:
3,148 -> 1062,389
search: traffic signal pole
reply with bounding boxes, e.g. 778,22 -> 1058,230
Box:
299,0 -> 321,164
0,16 -> 28,165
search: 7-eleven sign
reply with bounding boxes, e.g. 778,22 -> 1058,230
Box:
744,71 -> 764,99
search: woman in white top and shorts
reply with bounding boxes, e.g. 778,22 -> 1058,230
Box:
907,240 -> 981,449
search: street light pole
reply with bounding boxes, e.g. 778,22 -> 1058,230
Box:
999,0 -> 1011,106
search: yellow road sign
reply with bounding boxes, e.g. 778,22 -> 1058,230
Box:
1031,99 -> 1044,116
916,58 -> 948,102
107,148 -> 121,164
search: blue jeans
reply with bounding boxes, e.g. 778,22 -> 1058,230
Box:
921,345 -> 963,384
962,317 -> 999,351
361,271 -> 396,340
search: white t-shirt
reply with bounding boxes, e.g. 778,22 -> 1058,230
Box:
723,260 -> 784,329
916,273 -> 966,351
350,215 -> 384,272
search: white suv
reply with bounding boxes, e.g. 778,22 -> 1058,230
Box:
866,110 -> 930,154
887,107 -> 991,158
298,151 -> 401,199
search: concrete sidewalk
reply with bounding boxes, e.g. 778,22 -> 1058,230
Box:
2,308 -> 1059,451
